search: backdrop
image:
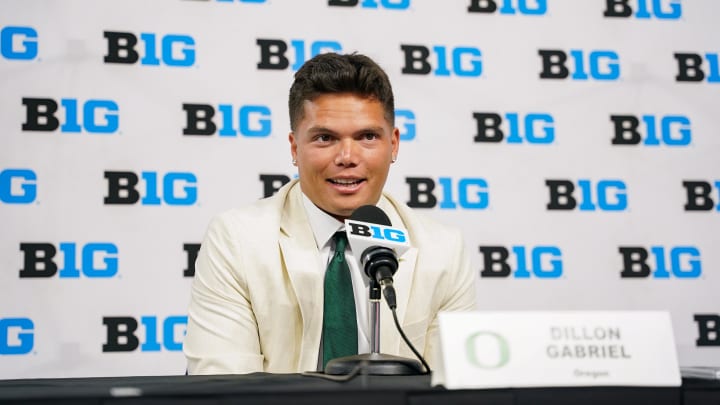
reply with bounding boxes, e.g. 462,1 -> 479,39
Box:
1,0 -> 718,378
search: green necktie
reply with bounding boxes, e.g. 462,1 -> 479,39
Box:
322,231 -> 358,369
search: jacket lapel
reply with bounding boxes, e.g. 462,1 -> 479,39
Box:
278,181 -> 324,371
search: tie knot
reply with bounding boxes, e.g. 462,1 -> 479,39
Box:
333,231 -> 347,253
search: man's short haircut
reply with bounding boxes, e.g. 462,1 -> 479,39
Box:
288,52 -> 395,131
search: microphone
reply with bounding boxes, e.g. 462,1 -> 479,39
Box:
344,205 -> 410,309
317,205 -> 427,376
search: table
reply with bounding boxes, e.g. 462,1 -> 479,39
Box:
0,374 -> 717,404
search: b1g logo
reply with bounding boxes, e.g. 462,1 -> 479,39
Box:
539,50 -> 620,81
473,112 -> 554,144
674,53 -> 720,83
480,245 -> 563,278
619,246 -> 701,278
183,243 -> 200,278
104,171 -> 198,206
1,26 -> 38,60
328,0 -> 410,9
546,179 -> 627,211
0,169 -> 36,204
182,103 -> 271,137
406,177 -> 489,209
102,316 -> 187,352
694,314 -> 720,347
467,0 -> 547,15
0,318 -> 34,355
19,242 -> 119,278
401,45 -> 482,77
104,31 -> 195,67
256,39 -> 342,71
347,222 -> 407,243
397,109 -> 416,141
603,0 -> 681,19
22,98 -> 119,133
610,114 -> 691,146
682,180 -> 720,211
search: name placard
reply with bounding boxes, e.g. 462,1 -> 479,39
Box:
432,311 -> 681,389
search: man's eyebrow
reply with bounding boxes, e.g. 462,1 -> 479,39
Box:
306,126 -> 337,134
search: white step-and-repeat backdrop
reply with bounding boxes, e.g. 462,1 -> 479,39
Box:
1,0 -> 718,378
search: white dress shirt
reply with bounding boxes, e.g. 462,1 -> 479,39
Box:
300,193 -> 372,365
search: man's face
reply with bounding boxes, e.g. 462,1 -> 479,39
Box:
289,93 -> 399,221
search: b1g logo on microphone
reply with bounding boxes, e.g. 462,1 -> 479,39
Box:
694,314 -> 720,347
182,103 -> 272,137
0,318 -> 34,355
19,242 -> 119,278
104,31 -> 195,67
603,0 -> 681,19
619,246 -> 701,278
0,169 -> 36,204
1,26 -> 38,60
406,177 -> 489,210
467,0 -> 547,15
328,0 -> 410,9
611,114 -> 691,146
683,180 -> 720,212
102,316 -> 187,352
401,45 -> 482,77
675,53 -> 720,83
473,112 -> 554,144
22,98 -> 119,134
104,171 -> 198,206
546,179 -> 627,211
256,39 -> 342,71
480,245 -> 563,278
539,49 -> 620,81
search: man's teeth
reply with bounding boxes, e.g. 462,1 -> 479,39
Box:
331,179 -> 361,185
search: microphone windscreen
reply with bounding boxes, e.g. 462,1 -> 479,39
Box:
349,205 -> 392,226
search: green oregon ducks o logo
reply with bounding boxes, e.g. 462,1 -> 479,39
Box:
465,331 -> 510,369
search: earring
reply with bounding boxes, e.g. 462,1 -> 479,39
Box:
292,159 -> 297,165
391,156 -> 397,163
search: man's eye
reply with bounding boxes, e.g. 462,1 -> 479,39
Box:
316,134 -> 332,142
363,133 -> 378,140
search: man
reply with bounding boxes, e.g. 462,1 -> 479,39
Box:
183,52 -> 477,374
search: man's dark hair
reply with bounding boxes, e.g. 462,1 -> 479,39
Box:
288,52 -> 395,131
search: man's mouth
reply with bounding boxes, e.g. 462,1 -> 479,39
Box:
328,178 -> 364,186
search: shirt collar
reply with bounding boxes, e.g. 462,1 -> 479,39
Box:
301,193 -> 345,250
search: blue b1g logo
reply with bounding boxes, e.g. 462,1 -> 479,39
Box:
1,26 -> 38,60
620,246 -> 701,278
19,242 -> 119,278
401,45 -> 482,77
546,179 -> 627,211
328,0 -> 410,9
480,245 -> 563,278
473,112 -> 554,144
103,316 -> 187,352
256,39 -> 343,71
396,109 -> 416,141
603,0 -> 682,19
406,177 -> 489,210
467,0 -> 547,15
0,169 -> 37,204
104,31 -> 195,67
0,318 -> 34,355
22,98 -> 119,133
539,49 -> 620,81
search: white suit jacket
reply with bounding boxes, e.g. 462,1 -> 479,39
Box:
184,179 -> 477,374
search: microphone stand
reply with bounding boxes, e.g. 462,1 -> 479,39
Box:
323,279 -> 424,376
